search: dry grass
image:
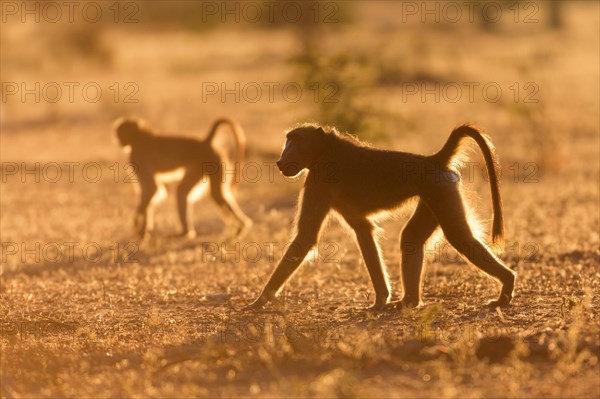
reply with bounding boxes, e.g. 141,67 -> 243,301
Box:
1,2 -> 599,398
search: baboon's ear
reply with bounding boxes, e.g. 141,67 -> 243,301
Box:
316,126 -> 326,135
114,118 -> 137,132
123,119 -> 140,133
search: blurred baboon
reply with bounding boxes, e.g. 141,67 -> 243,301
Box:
245,123 -> 515,310
114,117 -> 252,239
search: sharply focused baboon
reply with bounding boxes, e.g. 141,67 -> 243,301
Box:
114,117 -> 252,239
245,123 -> 516,310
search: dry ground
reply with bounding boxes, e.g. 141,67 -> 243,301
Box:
1,2 -> 599,398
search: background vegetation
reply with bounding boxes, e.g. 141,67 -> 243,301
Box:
1,1 -> 598,397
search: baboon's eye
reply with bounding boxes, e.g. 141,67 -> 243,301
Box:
291,137 -> 305,150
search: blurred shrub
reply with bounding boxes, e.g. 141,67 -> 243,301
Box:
63,25 -> 112,64
46,23 -> 112,66
288,6 -> 396,142
291,49 -> 390,142
136,1 -> 219,31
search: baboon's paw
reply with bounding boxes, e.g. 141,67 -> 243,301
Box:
364,302 -> 389,311
139,230 -> 154,241
241,296 -> 269,312
241,303 -> 262,312
382,298 -> 421,310
486,294 -> 512,308
169,230 -> 197,240
233,220 -> 253,240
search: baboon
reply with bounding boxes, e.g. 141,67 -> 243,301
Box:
245,123 -> 516,310
114,117 -> 252,239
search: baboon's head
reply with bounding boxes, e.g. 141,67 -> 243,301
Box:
113,118 -> 143,147
277,125 -> 326,177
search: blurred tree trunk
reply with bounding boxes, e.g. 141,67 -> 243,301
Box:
548,1 -> 563,29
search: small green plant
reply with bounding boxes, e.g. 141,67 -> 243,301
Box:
553,292 -> 595,378
289,22 -> 393,142
51,23 -> 112,65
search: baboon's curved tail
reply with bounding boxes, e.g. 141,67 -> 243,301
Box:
436,123 -> 504,245
206,118 -> 246,188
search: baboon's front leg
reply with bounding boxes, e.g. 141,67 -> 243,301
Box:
347,218 -> 391,308
134,166 -> 157,238
243,233 -> 317,310
244,187 -> 329,310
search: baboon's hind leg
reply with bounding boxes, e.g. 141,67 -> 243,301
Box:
208,174 -> 252,239
427,185 -> 516,307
